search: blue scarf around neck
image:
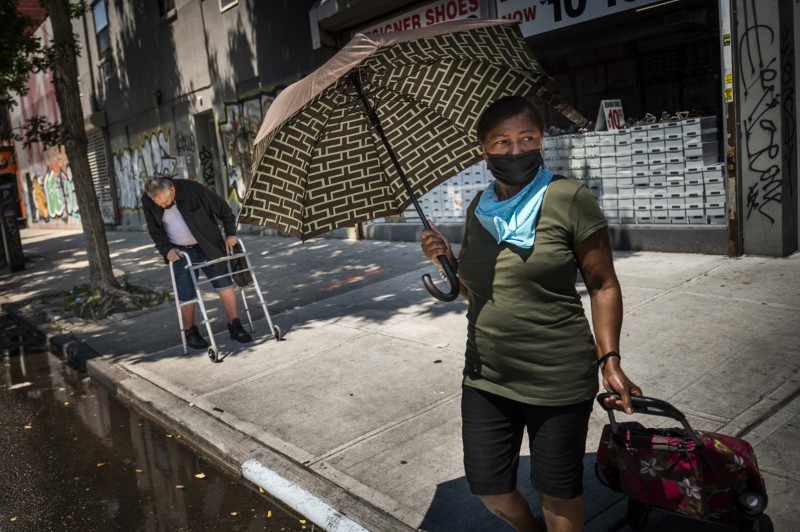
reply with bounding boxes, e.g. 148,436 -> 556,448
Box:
475,167 -> 554,249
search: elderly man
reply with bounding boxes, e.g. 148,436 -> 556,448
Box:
142,176 -> 251,348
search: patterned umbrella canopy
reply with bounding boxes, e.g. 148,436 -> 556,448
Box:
239,18 -> 547,240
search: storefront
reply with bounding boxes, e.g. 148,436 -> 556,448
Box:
308,0 -> 798,255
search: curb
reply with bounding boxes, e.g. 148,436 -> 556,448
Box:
2,303 -> 415,532
3,303 -> 99,372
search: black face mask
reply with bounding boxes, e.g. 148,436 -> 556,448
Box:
486,149 -> 543,186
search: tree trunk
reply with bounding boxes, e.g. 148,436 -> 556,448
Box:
42,0 -> 119,291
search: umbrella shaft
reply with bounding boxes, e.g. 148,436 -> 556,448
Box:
350,74 -> 431,231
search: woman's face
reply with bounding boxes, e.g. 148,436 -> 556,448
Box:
481,114 -> 542,158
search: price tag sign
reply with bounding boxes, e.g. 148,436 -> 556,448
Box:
497,0 -> 663,37
596,100 -> 625,131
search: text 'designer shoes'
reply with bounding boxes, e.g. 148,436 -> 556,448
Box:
228,318 -> 253,343
184,325 -> 210,349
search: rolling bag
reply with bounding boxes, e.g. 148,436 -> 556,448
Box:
594,393 -> 768,531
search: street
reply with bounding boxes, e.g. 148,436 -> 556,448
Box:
0,314 -> 311,531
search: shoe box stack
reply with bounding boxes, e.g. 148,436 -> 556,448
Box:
382,117 -> 722,226
543,116 -> 724,225
397,160 -> 493,224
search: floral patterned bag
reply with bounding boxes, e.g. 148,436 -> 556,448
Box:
595,394 -> 768,528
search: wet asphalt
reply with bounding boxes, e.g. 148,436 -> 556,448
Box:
0,315 -> 315,532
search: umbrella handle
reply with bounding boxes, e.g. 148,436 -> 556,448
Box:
422,255 -> 460,302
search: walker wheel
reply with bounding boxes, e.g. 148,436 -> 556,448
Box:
207,346 -> 218,363
626,499 -> 649,530
273,325 -> 282,341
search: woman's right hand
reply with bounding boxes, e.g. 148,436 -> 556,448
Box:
421,222 -> 453,265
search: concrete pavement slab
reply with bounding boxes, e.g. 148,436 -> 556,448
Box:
616,291 -> 800,407
612,252 -> 729,291
683,254 -> 800,307
119,319 -> 366,396
205,331 -> 463,459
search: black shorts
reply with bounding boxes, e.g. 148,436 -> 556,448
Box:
461,385 -> 593,499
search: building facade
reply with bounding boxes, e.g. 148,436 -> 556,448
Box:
310,0 -> 799,256
10,0 -> 799,256
12,0 -> 331,231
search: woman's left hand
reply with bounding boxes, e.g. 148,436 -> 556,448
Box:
601,362 -> 642,415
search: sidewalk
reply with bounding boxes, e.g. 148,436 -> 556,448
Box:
3,228 -> 799,531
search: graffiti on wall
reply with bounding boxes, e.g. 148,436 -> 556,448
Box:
8,22 -> 83,228
218,93 -> 276,211
113,129 -> 178,216
199,146 -> 215,187
737,0 -> 791,224
22,148 -> 80,224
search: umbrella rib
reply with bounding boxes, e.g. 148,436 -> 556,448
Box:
296,91 -> 365,238
365,82 -> 482,212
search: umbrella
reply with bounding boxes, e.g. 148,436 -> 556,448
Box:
239,18 -> 548,301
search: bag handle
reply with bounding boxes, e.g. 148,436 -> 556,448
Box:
596,393 -> 705,449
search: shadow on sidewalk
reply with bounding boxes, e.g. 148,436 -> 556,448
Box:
419,453 -> 776,532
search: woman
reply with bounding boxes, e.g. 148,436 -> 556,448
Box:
421,96 -> 641,532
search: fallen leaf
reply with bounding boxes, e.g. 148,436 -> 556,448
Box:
24,424 -> 32,429
259,487 -> 265,494
188,402 -> 195,407
11,517 -> 17,522
135,469 -> 143,473
300,520 -> 307,524
175,484 -> 185,489
123,458 -> 134,465
96,463 -> 106,467
167,434 -> 173,438
230,512 -> 238,516
194,473 -> 206,479
64,402 -> 70,406
267,510 -> 272,518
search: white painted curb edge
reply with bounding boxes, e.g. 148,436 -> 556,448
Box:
242,459 -> 369,532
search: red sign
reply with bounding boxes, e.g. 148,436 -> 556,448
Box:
359,0 -> 481,35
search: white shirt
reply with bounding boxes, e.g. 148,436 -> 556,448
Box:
162,204 -> 197,246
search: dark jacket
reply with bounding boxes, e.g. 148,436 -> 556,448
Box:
142,179 -> 236,263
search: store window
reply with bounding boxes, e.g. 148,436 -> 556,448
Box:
528,0 -> 721,133
526,0 -> 726,227
92,0 -> 110,56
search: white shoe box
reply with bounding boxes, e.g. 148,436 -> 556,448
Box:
600,144 -> 616,155
663,121 -> 682,139
615,130 -> 631,144
598,131 -> 616,145
651,200 -> 668,210
629,126 -> 648,142
685,184 -> 704,196
646,123 -> 665,141
685,169 -> 704,185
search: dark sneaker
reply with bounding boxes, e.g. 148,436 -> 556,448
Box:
228,318 -> 252,343
184,325 -> 209,349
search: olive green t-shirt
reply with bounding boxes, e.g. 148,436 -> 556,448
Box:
458,177 -> 607,406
